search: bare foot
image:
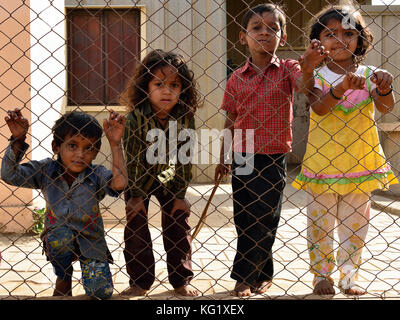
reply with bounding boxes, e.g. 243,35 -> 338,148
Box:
253,280 -> 272,294
174,285 -> 199,297
120,285 -> 148,296
313,279 -> 335,295
232,282 -> 252,297
342,285 -> 366,296
53,278 -> 72,296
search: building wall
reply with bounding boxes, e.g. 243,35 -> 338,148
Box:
0,0 -> 33,232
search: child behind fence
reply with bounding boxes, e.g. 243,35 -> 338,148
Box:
293,5 -> 398,295
1,109 -> 127,299
120,49 -> 201,297
214,3 -> 326,297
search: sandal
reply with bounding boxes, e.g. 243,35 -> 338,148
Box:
338,271 -> 366,296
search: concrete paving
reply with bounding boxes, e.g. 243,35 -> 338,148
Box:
1,166 -> 400,300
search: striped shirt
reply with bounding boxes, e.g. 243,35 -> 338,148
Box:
221,56 -> 302,154
123,103 -> 195,199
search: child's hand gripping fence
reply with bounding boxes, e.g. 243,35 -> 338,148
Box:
0,0 -> 400,300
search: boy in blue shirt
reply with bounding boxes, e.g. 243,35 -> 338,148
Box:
1,108 -> 127,299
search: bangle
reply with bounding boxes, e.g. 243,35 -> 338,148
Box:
376,85 -> 393,96
329,87 -> 342,100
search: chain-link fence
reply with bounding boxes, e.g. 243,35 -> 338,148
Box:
1,0 -> 400,300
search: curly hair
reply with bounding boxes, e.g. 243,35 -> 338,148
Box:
120,49 -> 201,118
308,4 -> 373,65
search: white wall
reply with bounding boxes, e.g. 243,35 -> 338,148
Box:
30,0 -> 66,159
30,0 -> 66,206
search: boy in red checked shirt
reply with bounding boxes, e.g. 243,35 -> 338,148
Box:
214,3 -> 326,297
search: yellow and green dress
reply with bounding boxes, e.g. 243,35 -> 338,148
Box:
293,66 -> 397,194
292,65 -> 398,289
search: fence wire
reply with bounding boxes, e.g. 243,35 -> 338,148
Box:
0,0 -> 400,300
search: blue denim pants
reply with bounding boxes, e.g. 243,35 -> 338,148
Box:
44,226 -> 113,299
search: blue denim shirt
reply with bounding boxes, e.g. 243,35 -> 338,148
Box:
1,141 -> 120,262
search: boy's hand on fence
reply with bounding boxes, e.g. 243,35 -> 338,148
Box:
5,108 -> 29,141
104,109 -> 126,146
126,196 -> 146,222
339,72 -> 366,92
214,163 -> 230,184
300,39 -> 328,73
171,198 -> 190,216
371,70 -> 393,94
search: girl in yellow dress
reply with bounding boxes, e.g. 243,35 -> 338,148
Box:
293,5 -> 398,296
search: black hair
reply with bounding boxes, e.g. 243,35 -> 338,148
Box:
309,5 -> 373,63
241,3 -> 287,37
52,111 -> 103,149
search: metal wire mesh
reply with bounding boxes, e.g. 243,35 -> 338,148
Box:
0,0 -> 400,300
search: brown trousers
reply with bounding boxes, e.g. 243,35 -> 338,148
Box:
123,181 -> 194,290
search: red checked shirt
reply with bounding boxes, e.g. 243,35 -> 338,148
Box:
221,56 -> 302,155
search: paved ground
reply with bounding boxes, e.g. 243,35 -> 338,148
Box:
1,165 -> 400,300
